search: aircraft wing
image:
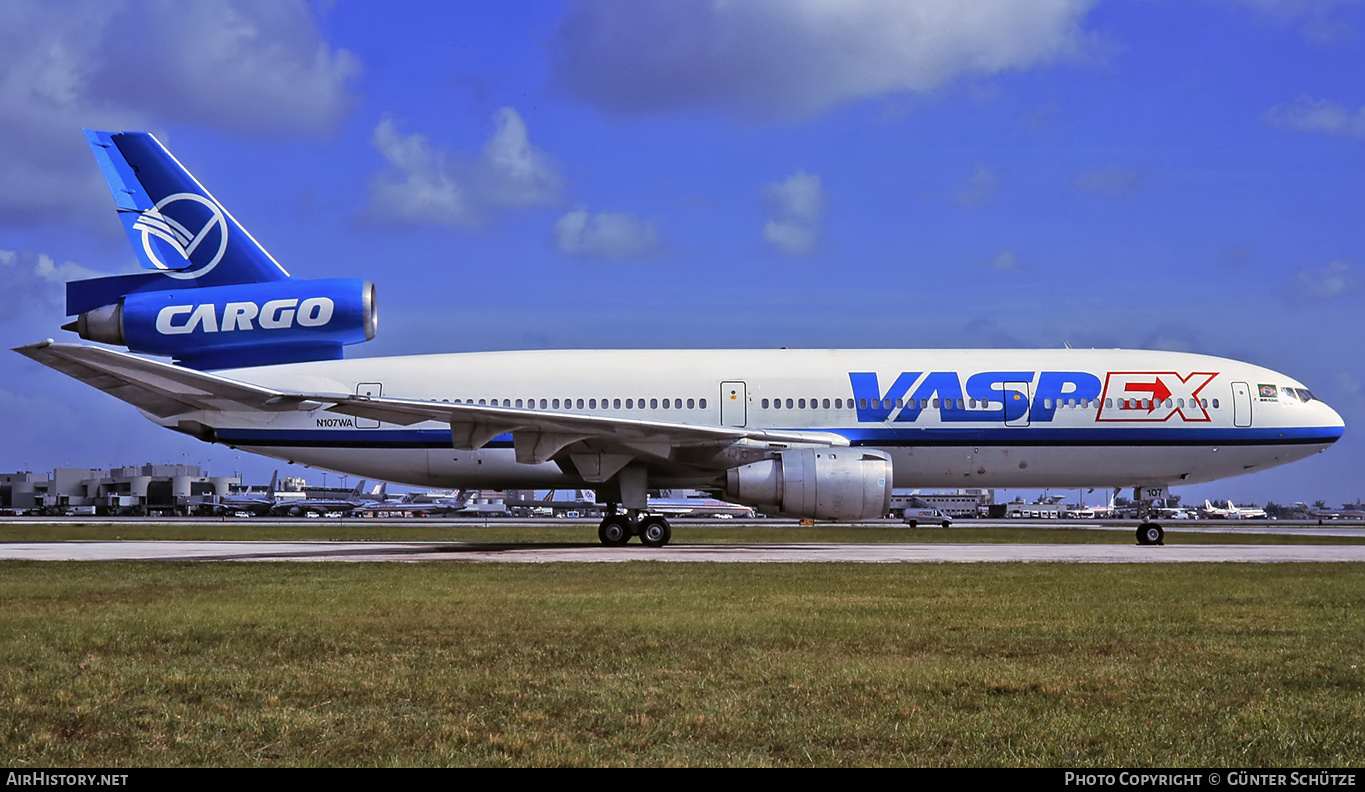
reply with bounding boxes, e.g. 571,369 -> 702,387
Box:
14,341 -> 327,418
307,389 -> 850,464
15,342 -> 849,468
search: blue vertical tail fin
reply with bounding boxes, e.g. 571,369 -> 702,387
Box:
65,130 -> 376,370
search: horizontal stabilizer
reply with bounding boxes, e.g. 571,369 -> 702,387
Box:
13,341 -> 335,418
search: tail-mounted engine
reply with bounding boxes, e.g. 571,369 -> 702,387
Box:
67,278 -> 376,370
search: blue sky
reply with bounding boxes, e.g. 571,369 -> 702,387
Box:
2,0 -> 1362,506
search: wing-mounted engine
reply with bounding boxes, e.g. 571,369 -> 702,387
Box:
68,278 -> 376,370
723,448 -> 893,521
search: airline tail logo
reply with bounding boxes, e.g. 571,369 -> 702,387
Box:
1096,372 -> 1218,422
132,192 -> 228,280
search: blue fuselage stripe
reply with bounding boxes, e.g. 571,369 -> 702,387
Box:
211,425 -> 1344,450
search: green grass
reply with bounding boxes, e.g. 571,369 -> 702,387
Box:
2,519 -> 1361,544
2,562 -> 1362,766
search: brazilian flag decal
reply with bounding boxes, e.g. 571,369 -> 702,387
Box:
1259,384 -> 1277,399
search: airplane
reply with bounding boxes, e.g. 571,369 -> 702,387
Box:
269,479 -> 382,517
1085,491 -> 1118,519
1228,501 -> 1267,520
198,469 -> 279,516
645,495 -> 757,519
1294,502 -> 1365,522
14,129 -> 1347,548
1201,499 -> 1267,520
351,488 -> 473,517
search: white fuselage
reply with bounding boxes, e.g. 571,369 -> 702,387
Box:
163,348 -> 1343,493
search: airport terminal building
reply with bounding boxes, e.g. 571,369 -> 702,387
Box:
0,465 -> 238,516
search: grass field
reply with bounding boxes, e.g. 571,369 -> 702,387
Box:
2,561 -> 1362,766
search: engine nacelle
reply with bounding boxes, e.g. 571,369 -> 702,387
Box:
723,448 -> 893,521
70,278 -> 376,369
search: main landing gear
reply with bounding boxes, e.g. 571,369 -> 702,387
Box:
597,509 -> 672,548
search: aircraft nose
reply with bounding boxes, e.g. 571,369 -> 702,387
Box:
1320,399 -> 1346,440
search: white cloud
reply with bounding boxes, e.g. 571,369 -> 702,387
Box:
0,249 -> 111,320
554,206 -> 660,260
986,250 -> 1019,271
474,108 -> 563,208
763,171 -> 826,255
553,0 -> 1097,119
1265,96 -> 1365,138
1228,0 -> 1356,43
1073,167 -> 1147,197
1293,260 -> 1358,300
367,109 -> 561,228
0,0 -> 359,226
957,163 -> 999,207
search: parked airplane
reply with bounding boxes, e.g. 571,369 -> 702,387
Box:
269,480 -> 382,517
1294,502 -> 1365,521
15,130 -> 1347,547
352,489 -> 472,517
1201,499 -> 1267,520
645,496 -> 757,519
199,469 -> 279,516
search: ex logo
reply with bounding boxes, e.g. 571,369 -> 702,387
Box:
1096,372 -> 1218,422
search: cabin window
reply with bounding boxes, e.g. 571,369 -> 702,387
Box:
688,398 -> 695,409
823,398 -> 831,409
699,398 -> 707,408
762,399 -> 770,408
798,399 -> 806,409
1212,399 -> 1220,408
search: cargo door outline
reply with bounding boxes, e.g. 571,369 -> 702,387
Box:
1231,381 -> 1252,428
720,381 -> 747,427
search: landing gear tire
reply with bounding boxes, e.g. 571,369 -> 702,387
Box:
638,516 -> 672,548
598,516 -> 632,547
1136,523 -> 1165,546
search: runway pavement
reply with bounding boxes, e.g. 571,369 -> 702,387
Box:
3,540 -> 1365,563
